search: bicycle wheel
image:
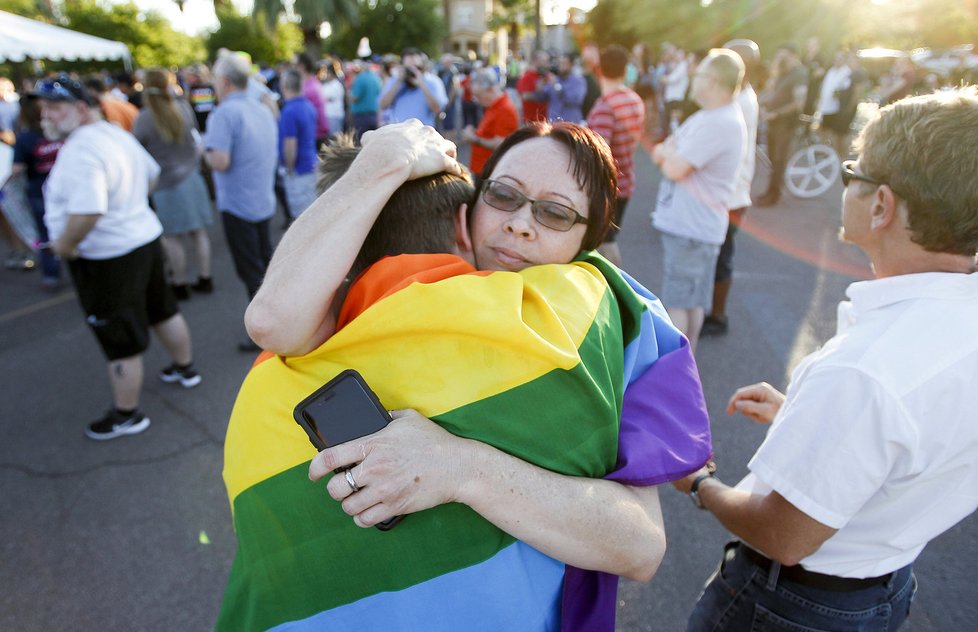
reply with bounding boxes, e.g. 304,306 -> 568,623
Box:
784,143 -> 840,199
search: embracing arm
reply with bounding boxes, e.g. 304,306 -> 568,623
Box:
245,121 -> 462,356
311,410 -> 666,582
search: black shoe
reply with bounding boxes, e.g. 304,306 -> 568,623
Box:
191,277 -> 214,294
701,315 -> 729,337
238,337 -> 261,352
171,284 -> 191,301
85,409 -> 151,441
159,363 -> 202,388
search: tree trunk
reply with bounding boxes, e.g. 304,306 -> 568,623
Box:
304,27 -> 321,59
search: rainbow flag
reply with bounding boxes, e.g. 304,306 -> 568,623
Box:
219,253 -> 710,631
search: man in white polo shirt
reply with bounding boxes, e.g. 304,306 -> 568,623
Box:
36,74 -> 201,441
675,87 -> 978,631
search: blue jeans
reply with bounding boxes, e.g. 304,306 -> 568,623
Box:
687,542 -> 916,632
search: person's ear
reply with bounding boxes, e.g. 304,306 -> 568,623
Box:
871,185 -> 899,231
454,202 -> 473,255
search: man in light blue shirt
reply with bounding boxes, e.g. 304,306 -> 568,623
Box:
205,53 -> 278,349
379,48 -> 448,127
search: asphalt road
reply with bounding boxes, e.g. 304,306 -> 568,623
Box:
1,146 -> 975,631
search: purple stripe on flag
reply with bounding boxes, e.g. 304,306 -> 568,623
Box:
561,337 -> 712,632
614,336 -> 713,486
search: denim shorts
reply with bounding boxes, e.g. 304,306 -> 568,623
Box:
687,542 -> 916,632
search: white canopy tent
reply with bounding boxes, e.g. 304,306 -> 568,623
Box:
0,10 -> 132,70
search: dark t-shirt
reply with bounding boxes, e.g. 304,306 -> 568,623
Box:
767,64 -> 809,121
189,84 -> 217,131
13,130 -> 63,199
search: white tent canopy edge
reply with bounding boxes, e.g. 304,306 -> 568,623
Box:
0,10 -> 132,70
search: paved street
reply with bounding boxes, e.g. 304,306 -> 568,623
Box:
1,145 -> 975,631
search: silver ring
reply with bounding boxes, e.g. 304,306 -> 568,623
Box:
344,469 -> 360,493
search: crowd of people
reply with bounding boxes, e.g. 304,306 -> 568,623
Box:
1,35 -> 976,632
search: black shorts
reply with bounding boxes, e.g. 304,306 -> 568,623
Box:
68,238 -> 178,361
602,197 -> 631,243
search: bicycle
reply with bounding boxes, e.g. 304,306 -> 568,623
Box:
783,114 -> 840,199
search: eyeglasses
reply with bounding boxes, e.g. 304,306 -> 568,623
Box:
841,160 -> 882,188
481,179 -> 587,232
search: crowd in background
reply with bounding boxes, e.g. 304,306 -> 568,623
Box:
1,39 -> 972,293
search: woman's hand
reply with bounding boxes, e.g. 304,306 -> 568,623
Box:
359,120 -> 462,182
309,409 -> 467,528
726,382 -> 786,424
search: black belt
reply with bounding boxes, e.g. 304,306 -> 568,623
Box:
738,543 -> 893,592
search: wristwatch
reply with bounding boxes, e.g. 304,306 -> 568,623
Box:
689,470 -> 718,510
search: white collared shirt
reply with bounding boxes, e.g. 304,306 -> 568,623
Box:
738,272 -> 978,577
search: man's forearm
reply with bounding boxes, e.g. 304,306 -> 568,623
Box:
457,439 -> 666,581
694,477 -> 835,566
282,138 -> 298,172
53,213 -> 101,259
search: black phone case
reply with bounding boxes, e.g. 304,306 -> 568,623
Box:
293,368 -> 392,452
293,369 -> 402,531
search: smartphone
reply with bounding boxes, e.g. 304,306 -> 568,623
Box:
293,369 -> 391,452
293,369 -> 403,530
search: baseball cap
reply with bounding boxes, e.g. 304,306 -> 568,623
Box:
31,74 -> 98,106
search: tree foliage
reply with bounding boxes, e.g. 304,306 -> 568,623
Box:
57,0 -> 205,68
206,6 -> 303,64
584,0 -> 978,60
325,0 -> 446,59
250,0 -> 358,56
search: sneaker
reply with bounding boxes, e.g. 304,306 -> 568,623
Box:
85,409 -> 151,440
159,363 -> 202,388
701,315 -> 729,337
191,277 -> 214,294
171,284 -> 191,301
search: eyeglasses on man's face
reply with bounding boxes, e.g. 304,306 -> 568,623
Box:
841,160 -> 882,188
481,179 -> 588,232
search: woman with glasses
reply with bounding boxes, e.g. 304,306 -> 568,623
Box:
241,120 -> 709,630
133,68 -> 214,299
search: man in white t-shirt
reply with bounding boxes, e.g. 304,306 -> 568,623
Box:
675,87 -> 978,631
702,39 -> 760,337
651,49 -> 747,353
35,74 -> 201,441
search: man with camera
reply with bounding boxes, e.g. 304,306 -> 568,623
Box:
544,53 -> 587,123
379,48 -> 448,127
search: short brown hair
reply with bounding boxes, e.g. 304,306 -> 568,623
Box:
854,87 -> 978,256
476,121 -> 618,251
599,45 -> 629,81
317,134 -> 475,280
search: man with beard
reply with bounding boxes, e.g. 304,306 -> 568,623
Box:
35,74 -> 200,440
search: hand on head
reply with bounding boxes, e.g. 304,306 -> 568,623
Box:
360,119 -> 462,182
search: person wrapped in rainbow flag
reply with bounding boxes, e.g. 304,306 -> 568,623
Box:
220,122 -> 712,631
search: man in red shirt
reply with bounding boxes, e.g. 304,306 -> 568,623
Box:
516,50 -> 550,124
587,45 -> 645,267
461,69 -> 519,175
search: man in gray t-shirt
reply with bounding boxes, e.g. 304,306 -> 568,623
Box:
651,49 -> 746,353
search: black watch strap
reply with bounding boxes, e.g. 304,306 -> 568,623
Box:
689,472 -> 716,510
